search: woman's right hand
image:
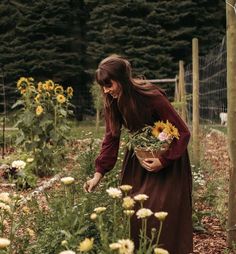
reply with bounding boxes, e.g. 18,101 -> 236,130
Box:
83,172 -> 103,193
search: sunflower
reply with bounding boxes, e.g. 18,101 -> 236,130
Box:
66,86 -> 73,98
151,121 -> 166,137
42,82 -> 49,90
164,120 -> 180,139
34,94 -> 41,104
36,105 -> 43,116
56,94 -> 66,104
17,77 -> 29,90
37,82 -> 43,92
46,80 -> 55,90
54,85 -> 64,94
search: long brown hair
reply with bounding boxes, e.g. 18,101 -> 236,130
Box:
95,54 -> 162,136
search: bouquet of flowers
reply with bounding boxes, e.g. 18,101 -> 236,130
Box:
127,120 -> 180,163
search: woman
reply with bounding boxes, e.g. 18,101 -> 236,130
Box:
84,55 -> 193,254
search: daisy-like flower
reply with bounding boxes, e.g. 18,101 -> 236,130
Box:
164,120 -> 179,139
117,239 -> 134,254
12,160 -> 26,170
46,80 -> 55,90
36,105 -> 43,116
17,77 -> 28,90
109,242 -> 121,250
61,177 -> 75,185
106,187 -> 122,199
122,197 -> 135,210
78,238 -> 94,252
42,82 -> 49,90
136,208 -> 153,219
0,192 -> 11,204
134,194 -> 149,202
152,121 -> 166,137
123,210 -> 135,216
90,213 -> 97,220
0,238 -> 10,249
66,86 -> 73,98
154,247 -> 169,254
59,251 -> 75,254
154,212 -> 168,221
26,158 -> 34,163
94,207 -> 107,214
119,185 -> 132,193
57,94 -> 66,104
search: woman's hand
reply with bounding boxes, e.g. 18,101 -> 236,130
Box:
141,158 -> 163,172
83,172 -> 103,193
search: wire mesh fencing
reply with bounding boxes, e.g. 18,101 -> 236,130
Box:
185,38 -> 227,125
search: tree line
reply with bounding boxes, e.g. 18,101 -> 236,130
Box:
0,0 -> 225,118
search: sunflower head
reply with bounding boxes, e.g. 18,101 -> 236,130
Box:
36,105 -> 43,116
56,94 -> 66,104
66,86 -> 73,98
151,121 -> 166,137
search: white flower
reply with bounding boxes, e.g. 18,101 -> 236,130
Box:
0,202 -> 11,213
109,242 -> 121,250
118,239 -> 134,254
106,187 -> 122,199
94,207 -> 107,214
154,212 -> 168,221
0,238 -> 10,249
59,251 -> 76,254
26,158 -> 34,163
136,208 -> 153,219
61,240 -> 68,246
124,210 -> 135,216
0,192 -> 11,204
119,185 -> 133,192
134,194 -> 149,202
158,132 -> 170,141
154,247 -> 169,254
60,177 -> 75,185
122,197 -> 135,209
11,160 -> 26,170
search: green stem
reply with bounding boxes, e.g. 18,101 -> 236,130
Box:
113,200 -> 117,241
156,221 -> 163,247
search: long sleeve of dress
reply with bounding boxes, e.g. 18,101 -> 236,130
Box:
151,93 -> 191,167
95,115 -> 121,176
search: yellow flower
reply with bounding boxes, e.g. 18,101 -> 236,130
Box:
152,121 -> 166,137
20,89 -> 26,94
0,238 -> 10,249
46,80 -> 55,90
122,197 -> 135,209
61,177 -> 75,185
78,238 -> 94,252
66,86 -> 73,97
136,208 -> 153,219
46,92 -> 51,97
90,213 -> 97,220
164,120 -> 180,139
37,82 -> 43,92
22,206 -> 30,214
26,228 -> 35,238
117,239 -> 134,254
123,210 -> 135,216
154,212 -> 168,221
42,82 -> 49,90
154,247 -> 169,254
17,77 -> 29,90
34,94 -> 41,103
54,85 -> 64,94
57,94 -> 66,104
94,207 -> 106,214
61,240 -> 68,247
36,105 -> 43,116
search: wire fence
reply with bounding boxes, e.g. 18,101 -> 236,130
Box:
185,38 -> 227,125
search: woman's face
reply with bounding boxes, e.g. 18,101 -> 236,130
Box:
103,80 -> 121,98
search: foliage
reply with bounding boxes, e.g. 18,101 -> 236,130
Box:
12,77 -> 74,176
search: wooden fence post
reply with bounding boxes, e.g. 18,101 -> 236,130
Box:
179,60 -> 187,122
226,0 -> 236,247
192,38 -> 200,167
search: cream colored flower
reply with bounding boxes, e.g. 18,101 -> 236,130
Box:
136,208 -> 153,219
117,239 -> 134,254
119,185 -> 132,193
78,238 -> 94,252
26,228 -> 35,237
134,194 -> 149,202
59,251 -> 75,254
122,197 -> 135,209
36,105 -> 43,116
0,238 -> 10,249
0,202 -> 11,213
12,160 -> 26,170
123,210 -> 135,216
90,213 -> 97,220
26,158 -> 34,163
0,192 -> 11,204
22,206 -> 30,214
106,187 -> 122,199
94,207 -> 107,214
109,242 -> 121,250
60,177 -> 75,185
154,212 -> 168,221
61,240 -> 68,246
154,247 -> 169,254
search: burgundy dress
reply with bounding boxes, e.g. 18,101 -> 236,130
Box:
95,89 -> 193,254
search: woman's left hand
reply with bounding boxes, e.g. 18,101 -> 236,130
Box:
141,158 -> 163,172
